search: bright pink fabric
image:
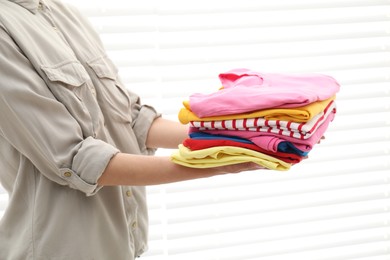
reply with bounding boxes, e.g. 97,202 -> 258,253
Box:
189,68 -> 340,117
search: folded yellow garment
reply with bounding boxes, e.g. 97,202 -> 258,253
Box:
179,96 -> 335,124
171,144 -> 291,171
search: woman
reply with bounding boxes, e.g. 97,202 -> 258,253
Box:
0,0 -> 261,259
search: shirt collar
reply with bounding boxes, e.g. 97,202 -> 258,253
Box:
9,0 -> 41,13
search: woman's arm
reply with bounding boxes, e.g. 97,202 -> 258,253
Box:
98,153 -> 261,186
145,117 -> 189,149
97,117 -> 263,186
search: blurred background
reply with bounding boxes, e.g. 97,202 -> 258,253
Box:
1,0 -> 390,259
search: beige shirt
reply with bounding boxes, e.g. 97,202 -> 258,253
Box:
0,0 -> 159,259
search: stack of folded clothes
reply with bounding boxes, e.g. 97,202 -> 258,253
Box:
171,68 -> 340,171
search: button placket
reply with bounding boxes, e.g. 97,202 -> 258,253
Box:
123,188 -> 138,229
37,1 -> 60,33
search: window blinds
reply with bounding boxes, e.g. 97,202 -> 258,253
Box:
1,0 -> 390,259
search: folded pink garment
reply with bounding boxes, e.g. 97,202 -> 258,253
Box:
192,110 -> 335,152
189,68 -> 340,117
191,100 -> 336,140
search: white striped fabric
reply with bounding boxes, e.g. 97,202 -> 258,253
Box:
190,100 -> 337,140
1,0 -> 390,259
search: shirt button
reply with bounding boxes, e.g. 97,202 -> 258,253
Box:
126,190 -> 132,197
131,221 -> 137,229
64,172 -> 72,177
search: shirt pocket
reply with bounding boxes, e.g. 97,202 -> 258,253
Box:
87,55 -> 132,124
41,60 -> 96,137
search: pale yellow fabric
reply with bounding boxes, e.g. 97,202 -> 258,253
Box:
171,145 -> 291,171
179,96 -> 335,124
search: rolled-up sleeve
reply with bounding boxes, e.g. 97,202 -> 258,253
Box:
61,137 -> 119,195
128,89 -> 161,155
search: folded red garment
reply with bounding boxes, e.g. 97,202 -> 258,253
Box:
182,138 -> 304,164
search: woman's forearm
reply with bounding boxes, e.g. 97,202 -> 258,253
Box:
98,153 -> 264,186
97,153 -> 225,186
98,117 -> 264,186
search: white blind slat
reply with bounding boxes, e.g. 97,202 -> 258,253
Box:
157,229 -> 390,260
89,5 -> 390,31
78,0 -> 390,16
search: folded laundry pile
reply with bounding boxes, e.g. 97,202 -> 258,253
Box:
171,68 -> 340,171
